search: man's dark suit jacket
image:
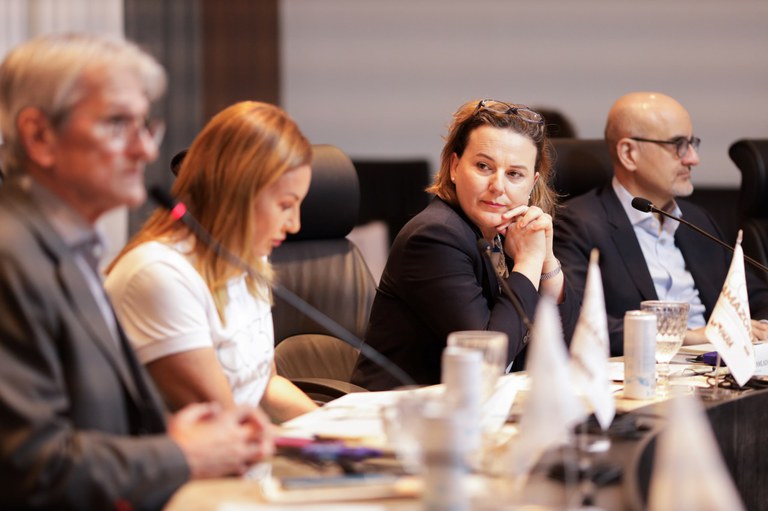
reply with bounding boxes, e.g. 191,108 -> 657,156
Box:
554,184 -> 768,355
0,182 -> 189,510
351,197 -> 579,391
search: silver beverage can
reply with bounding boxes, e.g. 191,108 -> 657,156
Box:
441,346 -> 483,454
624,310 -> 657,399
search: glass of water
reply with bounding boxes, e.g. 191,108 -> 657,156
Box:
640,301 -> 690,395
446,330 -> 508,402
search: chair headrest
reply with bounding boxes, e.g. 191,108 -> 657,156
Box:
170,149 -> 187,176
289,144 -> 359,241
550,138 -> 613,199
729,139 -> 768,219
167,144 -> 359,240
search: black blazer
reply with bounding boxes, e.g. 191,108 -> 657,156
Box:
352,197 -> 579,390
0,182 -> 189,511
554,184 -> 768,355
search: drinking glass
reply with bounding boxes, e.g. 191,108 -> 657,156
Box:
447,330 -> 508,402
380,386 -> 432,474
640,301 -> 690,396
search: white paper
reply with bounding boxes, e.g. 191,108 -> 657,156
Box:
281,387 -> 439,442
280,380 -> 519,443
678,343 -> 718,355
751,342 -> 768,376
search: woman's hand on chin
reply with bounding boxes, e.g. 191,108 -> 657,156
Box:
504,213 -> 548,266
495,205 -> 528,235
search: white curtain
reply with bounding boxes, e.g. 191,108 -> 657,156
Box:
0,0 -> 127,266
0,0 -> 123,55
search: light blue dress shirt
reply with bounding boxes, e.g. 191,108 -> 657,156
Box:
612,178 -> 706,328
24,177 -> 120,344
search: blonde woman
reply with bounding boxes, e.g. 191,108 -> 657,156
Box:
352,99 -> 579,390
106,101 -> 317,422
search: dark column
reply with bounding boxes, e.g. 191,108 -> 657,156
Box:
200,0 -> 280,120
123,0 -> 280,233
124,0 -> 204,231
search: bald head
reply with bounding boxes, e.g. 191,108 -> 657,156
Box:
604,92 -> 699,208
605,92 -> 691,161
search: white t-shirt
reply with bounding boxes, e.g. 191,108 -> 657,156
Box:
105,240 -> 274,406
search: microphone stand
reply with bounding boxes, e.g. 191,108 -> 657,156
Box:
633,197 -> 757,396
634,198 -> 768,275
476,238 -> 533,338
149,187 -> 417,388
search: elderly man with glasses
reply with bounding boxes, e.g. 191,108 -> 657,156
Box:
554,91 -> 768,356
0,34 -> 273,511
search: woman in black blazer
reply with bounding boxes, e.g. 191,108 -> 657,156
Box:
352,99 -> 579,390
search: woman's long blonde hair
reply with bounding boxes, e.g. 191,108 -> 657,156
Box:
110,101 -> 311,323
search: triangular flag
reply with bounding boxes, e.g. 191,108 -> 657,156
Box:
506,296 -> 586,478
705,230 -> 755,386
570,248 -> 615,430
647,394 -> 745,511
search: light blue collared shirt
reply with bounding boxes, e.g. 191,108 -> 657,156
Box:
612,178 -> 706,328
23,177 -> 120,344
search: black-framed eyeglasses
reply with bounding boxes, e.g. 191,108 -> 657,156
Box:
629,135 -> 701,159
474,99 -> 544,125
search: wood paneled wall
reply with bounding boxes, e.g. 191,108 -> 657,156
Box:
201,0 -> 280,121
124,0 -> 280,233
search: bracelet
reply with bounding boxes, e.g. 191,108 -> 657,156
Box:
540,259 -> 562,281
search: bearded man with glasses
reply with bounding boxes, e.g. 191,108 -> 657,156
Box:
554,92 -> 768,355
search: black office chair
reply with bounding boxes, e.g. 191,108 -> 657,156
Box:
271,144 -> 375,403
169,149 -> 187,176
352,158 -> 432,245
550,138 -> 613,200
729,139 -> 768,272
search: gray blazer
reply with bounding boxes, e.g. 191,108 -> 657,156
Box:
0,181 -> 189,511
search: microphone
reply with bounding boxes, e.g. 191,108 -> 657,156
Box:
631,197 -> 768,274
476,238 -> 534,335
148,187 -> 417,388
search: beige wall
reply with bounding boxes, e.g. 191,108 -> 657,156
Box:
282,0 -> 768,187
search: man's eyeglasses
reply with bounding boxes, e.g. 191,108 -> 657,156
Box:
629,135 -> 701,159
93,114 -> 166,150
474,99 -> 544,125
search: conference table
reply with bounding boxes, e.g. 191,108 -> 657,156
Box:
163,355 -> 768,511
